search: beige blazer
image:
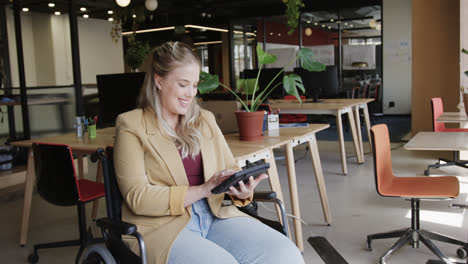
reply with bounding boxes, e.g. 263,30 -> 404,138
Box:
114,107 -> 251,264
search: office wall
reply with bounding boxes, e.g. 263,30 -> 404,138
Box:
32,12 -> 55,86
462,0 -> 468,94
412,0 -> 460,134
382,0 -> 412,114
78,18 -> 124,83
3,10 -> 124,136
6,9 -> 37,87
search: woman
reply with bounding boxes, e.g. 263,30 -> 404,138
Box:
114,41 -> 304,264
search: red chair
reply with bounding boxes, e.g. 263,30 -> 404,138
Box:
28,143 -> 105,264
431,98 -> 468,132
366,124 -> 467,264
426,98 -> 468,175
279,95 -> 307,123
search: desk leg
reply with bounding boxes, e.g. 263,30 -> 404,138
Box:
265,149 -> 285,223
285,142 -> 304,252
308,135 -> 332,225
77,155 -> 88,180
362,104 -> 372,150
336,110 -> 347,174
353,106 -> 365,162
347,110 -> 363,164
19,148 -> 35,246
91,160 -> 103,220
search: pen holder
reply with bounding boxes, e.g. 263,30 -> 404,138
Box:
87,124 -> 96,139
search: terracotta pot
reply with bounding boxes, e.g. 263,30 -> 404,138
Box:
464,94 -> 468,116
235,111 -> 264,141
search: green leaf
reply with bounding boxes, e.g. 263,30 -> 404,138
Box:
283,74 -> 304,102
299,48 -> 326,72
198,72 -> 220,94
241,79 -> 258,95
256,44 -> 277,65
462,48 -> 468,55
465,71 -> 468,77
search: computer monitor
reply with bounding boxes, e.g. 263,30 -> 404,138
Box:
294,66 -> 339,102
242,68 -> 284,100
96,72 -> 146,127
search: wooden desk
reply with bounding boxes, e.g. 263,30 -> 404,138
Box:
269,98 -> 374,174
13,128 -> 313,249
225,124 -> 331,251
404,132 -> 468,151
437,112 -> 468,123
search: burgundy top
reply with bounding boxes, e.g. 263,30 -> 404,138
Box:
179,150 -> 204,186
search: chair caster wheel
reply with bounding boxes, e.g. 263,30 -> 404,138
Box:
424,170 -> 429,176
457,247 -> 467,259
28,253 -> 38,263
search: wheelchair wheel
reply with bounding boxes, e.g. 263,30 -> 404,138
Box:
457,246 -> 468,259
80,244 -> 116,264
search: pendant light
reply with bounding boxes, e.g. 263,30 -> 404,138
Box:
145,0 -> 158,11
116,0 -> 131,7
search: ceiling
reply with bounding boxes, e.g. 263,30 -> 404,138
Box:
8,0 -> 382,32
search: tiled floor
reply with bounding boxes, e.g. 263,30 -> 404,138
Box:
0,140 -> 467,264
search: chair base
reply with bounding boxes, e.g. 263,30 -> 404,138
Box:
367,228 -> 467,264
28,237 -> 104,264
425,152 -> 468,176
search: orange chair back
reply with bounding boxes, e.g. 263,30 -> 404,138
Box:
431,97 -> 446,132
370,124 -> 396,196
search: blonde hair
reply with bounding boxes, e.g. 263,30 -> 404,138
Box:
138,41 -> 202,159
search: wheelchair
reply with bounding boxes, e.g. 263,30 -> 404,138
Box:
80,148 -> 290,263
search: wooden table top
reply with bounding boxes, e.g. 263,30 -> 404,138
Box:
268,98 -> 374,111
437,112 -> 468,123
10,132 -> 115,152
11,125 -> 328,157
225,124 -> 329,149
404,132 -> 468,151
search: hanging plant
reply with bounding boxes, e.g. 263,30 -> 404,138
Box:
283,0 -> 305,35
110,5 -> 148,42
124,36 -> 151,71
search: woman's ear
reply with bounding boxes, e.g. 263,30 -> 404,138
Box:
154,74 -> 163,90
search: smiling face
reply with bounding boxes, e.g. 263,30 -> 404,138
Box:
155,61 -> 200,128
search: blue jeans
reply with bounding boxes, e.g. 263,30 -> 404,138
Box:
168,199 -> 304,264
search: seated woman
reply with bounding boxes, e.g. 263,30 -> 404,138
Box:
114,41 -> 304,264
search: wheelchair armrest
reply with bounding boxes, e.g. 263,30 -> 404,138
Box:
96,217 -> 137,236
252,191 -> 277,201
96,218 -> 148,264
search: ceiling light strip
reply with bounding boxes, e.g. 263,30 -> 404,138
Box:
122,26 -> 257,37
185,25 -> 228,32
194,40 -> 223,46
121,26 -> 176,35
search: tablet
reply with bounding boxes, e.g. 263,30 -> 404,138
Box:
211,163 -> 270,194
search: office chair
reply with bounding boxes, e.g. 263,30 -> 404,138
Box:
425,98 -> 468,175
28,143 -> 105,264
366,124 -> 468,264
279,95 -> 307,123
80,147 -> 289,263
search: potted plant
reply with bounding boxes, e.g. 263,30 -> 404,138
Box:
198,44 -> 325,141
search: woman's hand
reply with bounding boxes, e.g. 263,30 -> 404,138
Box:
184,169 -> 235,207
201,169 -> 237,197
226,173 -> 268,200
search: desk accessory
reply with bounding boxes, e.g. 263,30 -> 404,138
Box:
74,116 -> 85,137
